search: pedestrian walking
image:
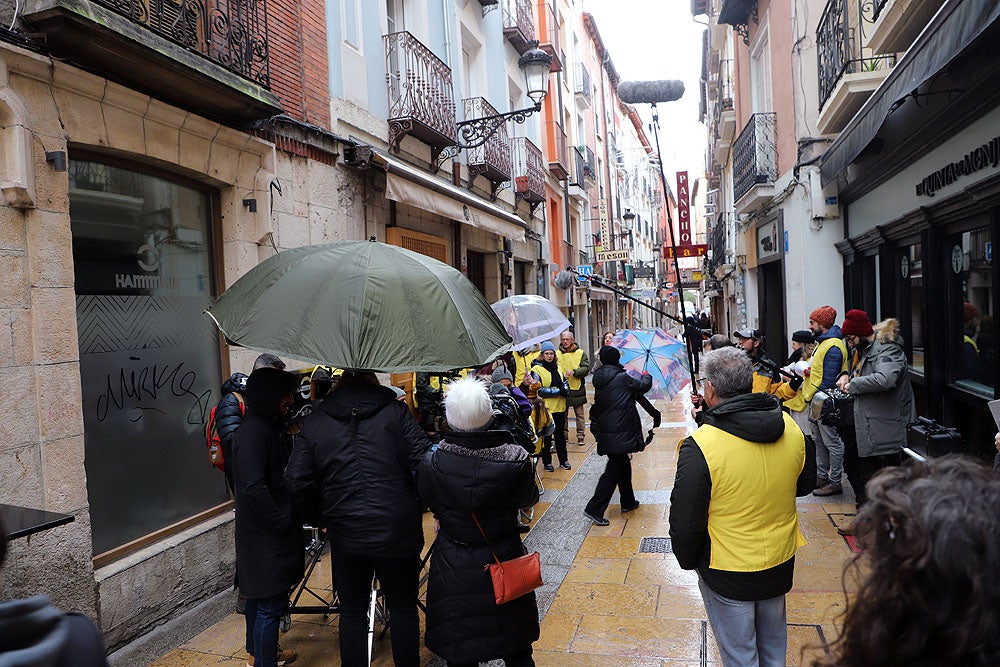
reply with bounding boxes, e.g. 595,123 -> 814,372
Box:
285,370 -> 432,667
583,346 -> 658,525
669,347 -> 815,667
232,367 -> 302,667
531,341 -> 570,471
802,306 -> 848,497
557,331 -> 591,446
834,310 -> 914,529
418,376 -> 540,667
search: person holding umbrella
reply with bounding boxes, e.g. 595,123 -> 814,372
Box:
285,370 -> 432,667
583,346 -> 658,525
531,341 -> 570,471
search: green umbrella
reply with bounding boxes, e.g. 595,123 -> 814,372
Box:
206,240 -> 512,372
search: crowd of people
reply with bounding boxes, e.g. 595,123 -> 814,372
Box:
5,311 -> 1000,667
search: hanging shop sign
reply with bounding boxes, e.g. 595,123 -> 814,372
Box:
664,244 -> 707,259
597,249 -> 631,262
676,171 -> 692,245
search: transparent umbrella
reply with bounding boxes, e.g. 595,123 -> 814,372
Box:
491,294 -> 571,351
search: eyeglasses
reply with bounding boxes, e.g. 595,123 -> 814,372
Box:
696,377 -> 711,388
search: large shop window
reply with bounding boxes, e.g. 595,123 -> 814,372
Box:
69,159 -> 227,557
949,225 -> 995,396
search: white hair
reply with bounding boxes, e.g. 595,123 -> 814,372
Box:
444,375 -> 493,431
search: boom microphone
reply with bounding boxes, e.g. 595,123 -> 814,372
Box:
617,80 -> 685,105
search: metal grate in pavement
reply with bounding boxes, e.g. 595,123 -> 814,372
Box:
639,536 -> 672,553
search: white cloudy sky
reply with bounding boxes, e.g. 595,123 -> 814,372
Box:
583,0 -> 708,188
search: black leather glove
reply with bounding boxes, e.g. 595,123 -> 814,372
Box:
789,375 -> 804,391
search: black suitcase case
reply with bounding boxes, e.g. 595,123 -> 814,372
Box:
905,416 -> 963,460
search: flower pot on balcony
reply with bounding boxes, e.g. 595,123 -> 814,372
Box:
515,176 -> 529,192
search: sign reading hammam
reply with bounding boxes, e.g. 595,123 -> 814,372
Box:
916,136 -> 1000,197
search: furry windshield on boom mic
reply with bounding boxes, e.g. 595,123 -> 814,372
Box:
617,80 -> 685,105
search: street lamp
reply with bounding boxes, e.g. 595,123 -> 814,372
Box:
454,42 -> 552,150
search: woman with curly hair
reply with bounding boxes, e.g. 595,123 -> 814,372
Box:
814,456 -> 1000,667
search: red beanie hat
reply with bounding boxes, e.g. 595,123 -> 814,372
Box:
841,309 -> 874,337
809,306 -> 837,330
963,302 -> 979,323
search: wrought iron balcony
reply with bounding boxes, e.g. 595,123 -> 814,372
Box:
464,97 -> 511,194
707,214 -> 730,274
575,63 -> 592,108
816,0 -> 896,110
21,0 -> 278,122
732,112 -> 777,204
864,0 -> 938,55
385,31 -> 458,162
546,120 -> 569,180
511,137 -> 544,208
570,147 -> 587,189
538,0 -> 562,72
577,145 -> 596,182
502,0 -> 535,54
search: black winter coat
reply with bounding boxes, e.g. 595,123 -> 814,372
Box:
232,411 -> 304,600
417,430 -> 540,663
285,384 -> 431,558
589,365 -> 653,456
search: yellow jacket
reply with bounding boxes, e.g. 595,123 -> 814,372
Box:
513,349 -> 540,386
530,361 -> 566,414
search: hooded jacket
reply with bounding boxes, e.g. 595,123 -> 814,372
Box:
845,318 -> 915,458
232,369 -> 303,600
669,393 -> 816,601
0,596 -> 107,667
285,384 -> 431,558
589,364 -> 653,455
417,429 -> 539,662
215,372 -> 248,483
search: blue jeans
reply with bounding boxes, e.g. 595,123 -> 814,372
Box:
244,593 -> 287,667
698,576 -> 786,667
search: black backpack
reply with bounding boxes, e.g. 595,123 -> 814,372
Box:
489,385 -> 537,454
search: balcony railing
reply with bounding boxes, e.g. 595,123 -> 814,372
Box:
707,213 -> 730,274
88,0 -> 271,86
578,145 -> 596,181
575,63 -> 592,106
816,0 -> 896,109
385,31 -> 457,157
561,240 -> 576,268
571,147 -> 587,187
464,97 -> 511,188
502,0 -> 535,54
511,137 -> 545,204
546,120 -> 569,180
733,113 -> 777,203
538,0 -> 562,72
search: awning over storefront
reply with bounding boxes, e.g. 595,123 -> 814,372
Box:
821,0 -> 1000,185
589,287 -> 614,301
374,151 -> 527,243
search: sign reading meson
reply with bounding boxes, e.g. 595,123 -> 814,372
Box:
916,136 -> 1000,197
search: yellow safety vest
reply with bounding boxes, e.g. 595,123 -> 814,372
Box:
513,350 -> 540,386
691,415 -> 807,572
557,347 -> 585,392
530,363 -> 566,414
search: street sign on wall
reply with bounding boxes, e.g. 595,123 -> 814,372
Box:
597,249 -> 631,262
575,264 -> 594,282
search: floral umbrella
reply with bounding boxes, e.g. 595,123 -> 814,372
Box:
610,328 -> 691,400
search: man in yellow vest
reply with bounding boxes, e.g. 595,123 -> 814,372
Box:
557,330 -> 591,446
802,305 -> 849,497
669,347 -> 815,667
